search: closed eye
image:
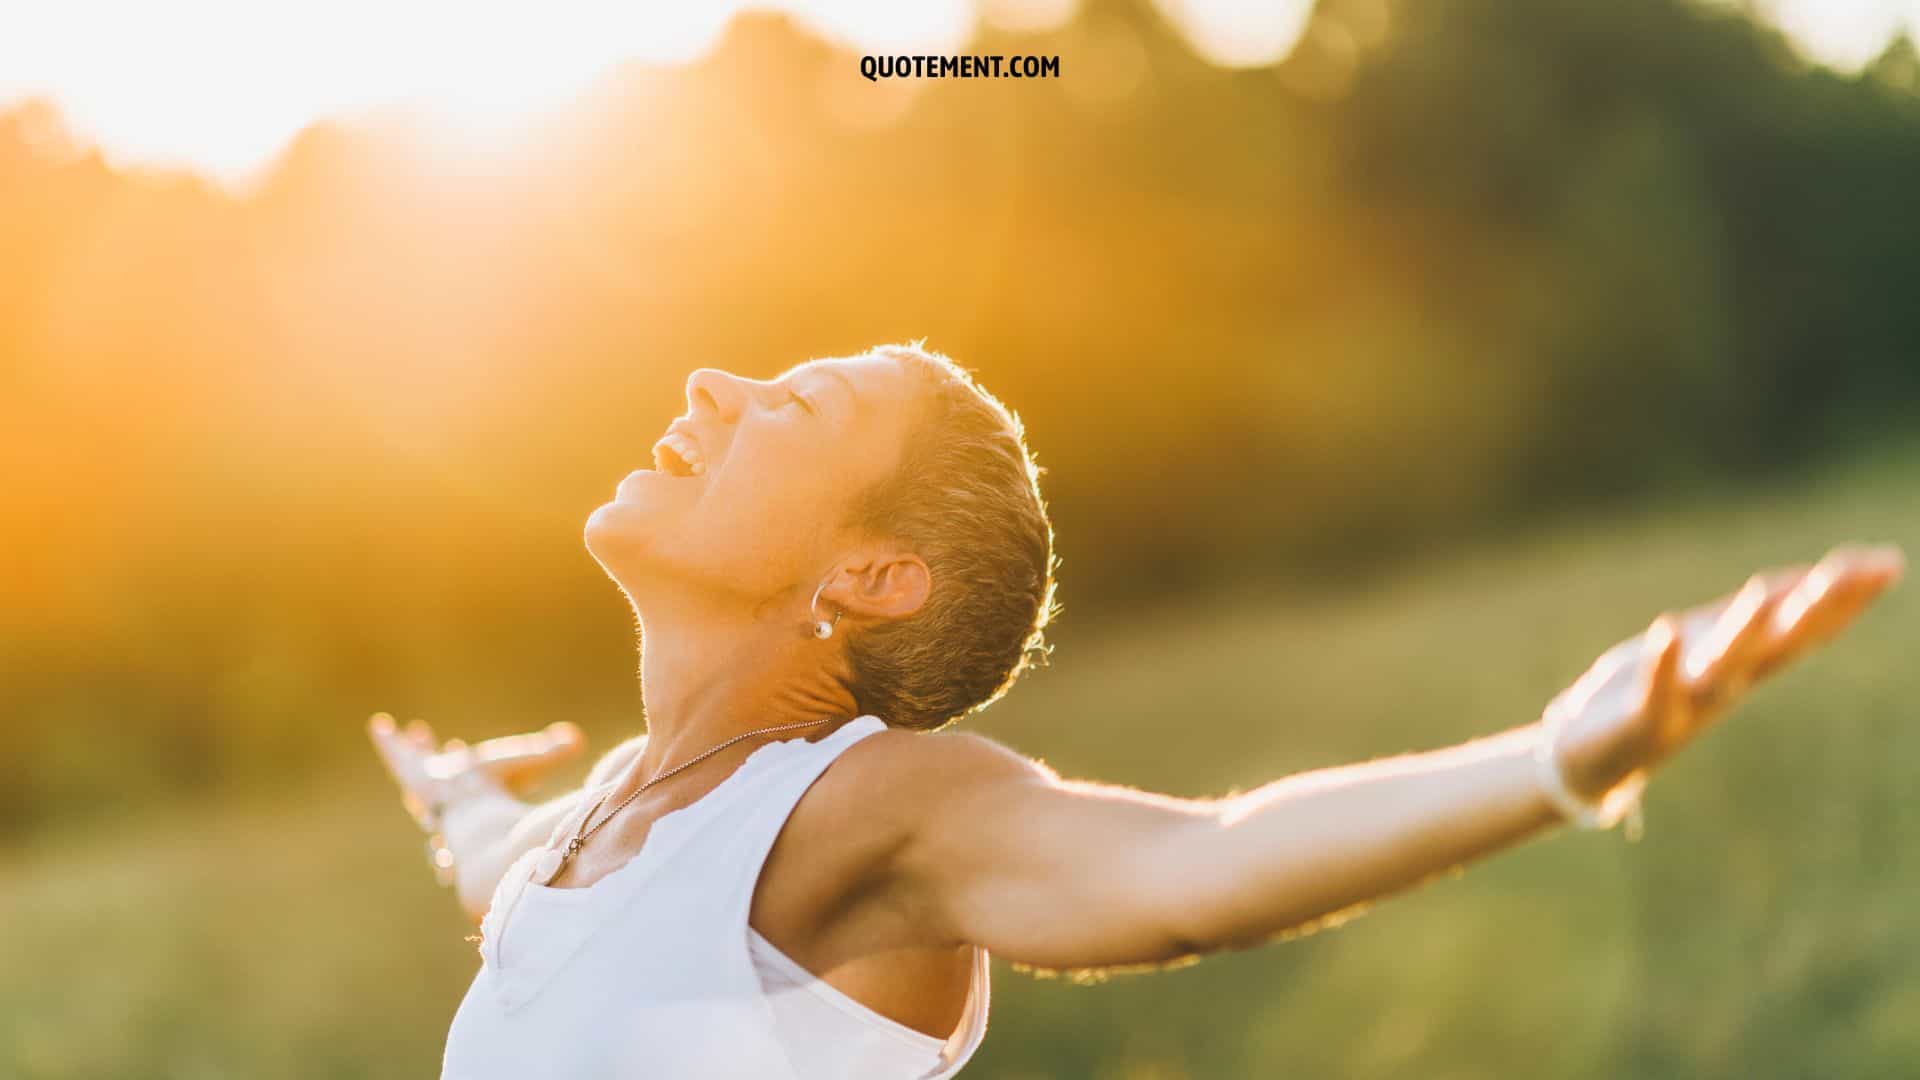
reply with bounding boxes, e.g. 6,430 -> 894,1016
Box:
787,390 -> 818,416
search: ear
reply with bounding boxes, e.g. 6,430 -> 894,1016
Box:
824,547 -> 931,624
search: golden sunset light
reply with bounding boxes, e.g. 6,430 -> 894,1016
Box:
7,0 -> 1910,185
5,0 -> 1920,1076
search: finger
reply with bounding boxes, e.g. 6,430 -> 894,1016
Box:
372,723 -> 420,766
368,718 -> 425,786
1638,616 -> 1686,742
1780,569 -> 1893,652
475,723 -> 589,789
424,724 -> 577,782
1877,542 -> 1908,583
1686,575 -> 1779,689
1584,564 -> 1808,721
468,722 -> 582,763
1777,545 -> 1902,639
406,718 -> 434,747
368,716 -> 405,765
1669,566 -> 1803,650
423,743 -> 476,781
1756,546 -> 1903,676
368,714 -> 400,770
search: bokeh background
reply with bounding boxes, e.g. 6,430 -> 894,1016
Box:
3,0 -> 1918,1076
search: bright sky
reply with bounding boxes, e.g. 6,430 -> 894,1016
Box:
0,0 -> 1913,185
1756,0 -> 1920,71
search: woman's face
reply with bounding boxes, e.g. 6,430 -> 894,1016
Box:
585,351 -> 920,611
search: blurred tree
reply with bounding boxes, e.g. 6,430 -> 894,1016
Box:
1,0 -> 1917,824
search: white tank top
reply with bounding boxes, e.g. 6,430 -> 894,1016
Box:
441,715 -> 990,1079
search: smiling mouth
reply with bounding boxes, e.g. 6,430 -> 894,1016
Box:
650,429 -> 707,478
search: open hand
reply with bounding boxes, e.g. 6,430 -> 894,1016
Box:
1549,544 -> 1904,806
368,714 -> 587,830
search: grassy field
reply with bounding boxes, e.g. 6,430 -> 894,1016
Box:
4,447 -> 1917,1079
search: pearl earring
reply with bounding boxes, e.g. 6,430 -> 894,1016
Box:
809,580 -> 843,640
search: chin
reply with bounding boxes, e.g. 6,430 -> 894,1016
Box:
584,499 -> 660,581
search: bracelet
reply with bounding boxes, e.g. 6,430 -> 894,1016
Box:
1533,701 -> 1647,838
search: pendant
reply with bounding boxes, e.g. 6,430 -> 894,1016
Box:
532,847 -> 566,885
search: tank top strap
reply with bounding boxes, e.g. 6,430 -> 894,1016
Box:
657,714 -> 890,921
686,713 -> 993,1080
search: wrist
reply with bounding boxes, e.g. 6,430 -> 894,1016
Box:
1533,705 -> 1647,834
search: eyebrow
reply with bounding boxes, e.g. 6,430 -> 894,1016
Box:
789,364 -> 858,409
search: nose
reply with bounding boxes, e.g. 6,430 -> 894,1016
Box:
685,368 -> 748,422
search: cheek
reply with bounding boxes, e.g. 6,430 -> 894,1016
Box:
699,458 -> 848,563
714,443 -> 843,527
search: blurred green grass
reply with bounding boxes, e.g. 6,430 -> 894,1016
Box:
4,446 -> 1917,1080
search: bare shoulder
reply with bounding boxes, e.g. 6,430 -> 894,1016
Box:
761,725 -> 1054,947
843,726 -> 1049,791
864,724 -> 1031,764
806,727 -> 1056,847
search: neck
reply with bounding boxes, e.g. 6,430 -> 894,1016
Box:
630,594 -> 860,778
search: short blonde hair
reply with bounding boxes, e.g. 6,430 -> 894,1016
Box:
842,343 -> 1059,730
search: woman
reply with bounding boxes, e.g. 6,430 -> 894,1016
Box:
370,342 -> 1902,1079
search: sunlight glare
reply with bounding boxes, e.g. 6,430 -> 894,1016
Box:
784,0 -> 975,54
1753,0 -> 1920,72
1152,0 -> 1316,68
0,0 -> 744,186
4,0 -> 1917,186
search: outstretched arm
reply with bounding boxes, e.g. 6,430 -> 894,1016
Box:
877,546 -> 1902,973
369,718 -> 648,922
890,723 -> 1558,972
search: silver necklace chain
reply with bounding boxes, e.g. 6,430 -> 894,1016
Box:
553,717 -> 836,870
